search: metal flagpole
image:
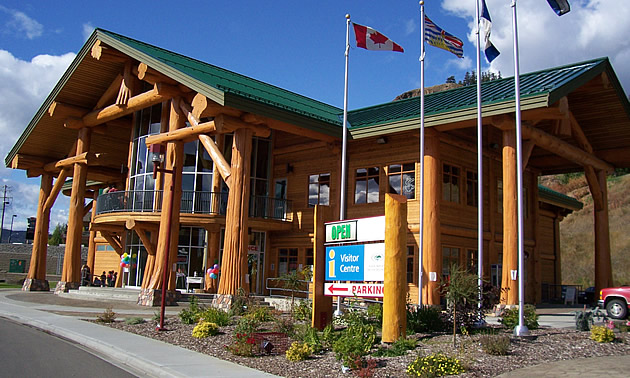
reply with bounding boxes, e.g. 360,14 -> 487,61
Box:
418,1 -> 425,307
335,14 -> 351,316
511,0 -> 529,336
475,0 -> 484,314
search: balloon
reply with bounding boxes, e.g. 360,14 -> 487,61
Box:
207,269 -> 212,275
120,262 -> 125,267
209,273 -> 217,279
122,253 -> 128,258
213,264 -> 219,269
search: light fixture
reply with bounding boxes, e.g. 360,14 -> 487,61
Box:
376,137 -> 387,144
149,143 -> 167,179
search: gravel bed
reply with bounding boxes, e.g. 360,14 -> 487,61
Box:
102,317 -> 630,377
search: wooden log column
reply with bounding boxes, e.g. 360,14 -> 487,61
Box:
501,130 -> 518,305
423,130 -> 441,305
140,99 -> 184,306
311,205 -> 333,330
593,169 -> 613,291
383,194 -> 408,343
217,128 -> 253,297
86,190 -> 99,279
22,173 -> 53,291
205,230 -> 220,293
56,127 -> 92,294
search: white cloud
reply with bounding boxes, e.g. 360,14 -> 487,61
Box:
405,18 -> 417,36
0,49 -> 75,231
0,5 -> 43,39
83,22 -> 94,41
441,0 -> 630,95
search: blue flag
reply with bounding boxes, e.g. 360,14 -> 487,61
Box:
424,15 -> 464,58
480,0 -> 500,62
547,0 -> 571,16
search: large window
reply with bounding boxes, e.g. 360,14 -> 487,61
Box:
278,248 -> 298,275
442,246 -> 460,279
466,170 -> 478,207
443,164 -> 460,203
308,173 -> 330,207
128,104 -> 162,211
355,167 -> 380,204
388,163 -> 415,199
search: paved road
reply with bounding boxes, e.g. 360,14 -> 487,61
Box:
0,317 -> 137,378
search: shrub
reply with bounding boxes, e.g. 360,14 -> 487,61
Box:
96,307 -> 116,323
229,288 -> 251,316
179,296 -> 203,324
321,324 -> 337,350
152,311 -> 161,322
235,316 -> 261,336
285,341 -> 312,361
367,303 -> 383,322
479,334 -> 510,355
340,310 -> 370,328
407,305 -> 445,333
499,305 -> 539,330
333,323 -> 376,369
373,336 -> 417,357
590,325 -> 615,343
573,308 -> 595,331
245,305 -> 274,322
354,357 -> 377,378
294,324 -> 322,353
292,300 -> 312,322
200,307 -> 231,327
192,321 -> 219,338
273,316 -> 295,337
124,317 -> 145,325
406,352 -> 465,377
227,332 -> 258,356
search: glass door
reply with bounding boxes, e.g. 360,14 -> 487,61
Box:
248,231 -> 266,294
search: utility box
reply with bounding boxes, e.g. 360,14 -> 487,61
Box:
9,259 -> 26,273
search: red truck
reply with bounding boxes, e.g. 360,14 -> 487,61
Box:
598,286 -> 630,319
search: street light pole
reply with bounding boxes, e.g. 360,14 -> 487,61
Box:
0,185 -> 9,243
8,214 -> 17,243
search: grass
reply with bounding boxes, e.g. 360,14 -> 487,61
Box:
0,283 -> 22,289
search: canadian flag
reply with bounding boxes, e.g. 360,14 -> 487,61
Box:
353,23 -> 404,53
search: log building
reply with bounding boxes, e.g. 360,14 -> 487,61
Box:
8,29 -> 630,306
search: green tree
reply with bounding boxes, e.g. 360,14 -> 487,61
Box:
445,75 -> 456,84
280,266 -> 312,312
49,223 -> 66,246
440,264 -> 480,347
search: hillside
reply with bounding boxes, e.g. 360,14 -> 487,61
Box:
540,174 -> 630,287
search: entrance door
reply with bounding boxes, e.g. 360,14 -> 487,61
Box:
248,231 -> 266,294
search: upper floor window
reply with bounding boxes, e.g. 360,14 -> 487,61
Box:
443,164 -> 460,203
308,173 -> 330,207
466,170 -> 478,207
355,167 -> 380,204
388,163 -> 415,199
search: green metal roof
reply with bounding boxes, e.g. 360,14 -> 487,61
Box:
347,58 -> 612,131
97,29 -> 343,127
538,185 -> 583,211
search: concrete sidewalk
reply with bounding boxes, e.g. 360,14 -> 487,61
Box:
0,289 -> 276,378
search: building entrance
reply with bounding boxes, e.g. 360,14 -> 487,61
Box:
248,231 -> 266,295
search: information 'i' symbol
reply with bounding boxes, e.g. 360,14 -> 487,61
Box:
328,249 -> 335,278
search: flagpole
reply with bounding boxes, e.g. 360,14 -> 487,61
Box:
418,1 -> 426,307
475,0 -> 484,316
335,13 -> 351,316
511,0 -> 528,337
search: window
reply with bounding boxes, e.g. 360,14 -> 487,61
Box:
442,164 -> 460,203
466,170 -> 478,207
497,179 -> 503,213
305,248 -> 314,269
466,249 -> 478,274
442,246 -> 460,278
278,248 -> 298,275
308,173 -> 330,207
388,163 -> 415,199
407,246 -> 415,284
355,167 -> 380,204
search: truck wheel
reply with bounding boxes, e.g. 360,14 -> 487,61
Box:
606,299 -> 628,319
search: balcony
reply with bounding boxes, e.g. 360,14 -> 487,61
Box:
94,190 -> 292,221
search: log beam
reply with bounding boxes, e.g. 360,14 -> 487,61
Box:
102,232 -> 124,255
44,168 -> 71,212
10,154 -> 48,170
198,134 -> 231,188
48,102 -> 89,119
115,61 -> 134,106
95,74 -> 123,109
91,40 -> 128,63
126,219 -> 157,256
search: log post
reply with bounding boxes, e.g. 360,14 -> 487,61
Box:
382,194 -> 408,343
593,170 -> 613,292
501,130 -> 519,305
217,127 -> 253,298
423,130 -> 441,305
140,99 -> 184,306
86,190 -> 99,279
311,205 -> 333,330
205,230 -> 220,293
22,173 -> 53,291
56,127 -> 91,294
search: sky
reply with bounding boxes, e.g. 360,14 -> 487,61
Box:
0,0 -> 628,233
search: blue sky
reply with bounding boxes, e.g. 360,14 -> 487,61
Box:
0,0 -> 629,232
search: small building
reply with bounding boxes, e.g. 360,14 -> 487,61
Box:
9,29 -> 630,305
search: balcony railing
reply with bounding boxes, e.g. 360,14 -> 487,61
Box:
95,190 -> 292,221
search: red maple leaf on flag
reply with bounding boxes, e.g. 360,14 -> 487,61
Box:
369,31 -> 389,46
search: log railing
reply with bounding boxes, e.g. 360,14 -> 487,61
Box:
95,190 -> 292,221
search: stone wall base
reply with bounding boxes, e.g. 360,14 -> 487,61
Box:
54,281 -> 79,294
22,278 -> 49,291
212,294 -> 234,310
137,288 -> 180,307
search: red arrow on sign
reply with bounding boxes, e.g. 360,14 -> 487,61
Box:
327,284 -> 349,295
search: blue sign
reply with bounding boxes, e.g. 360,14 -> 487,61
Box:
325,244 -> 365,281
